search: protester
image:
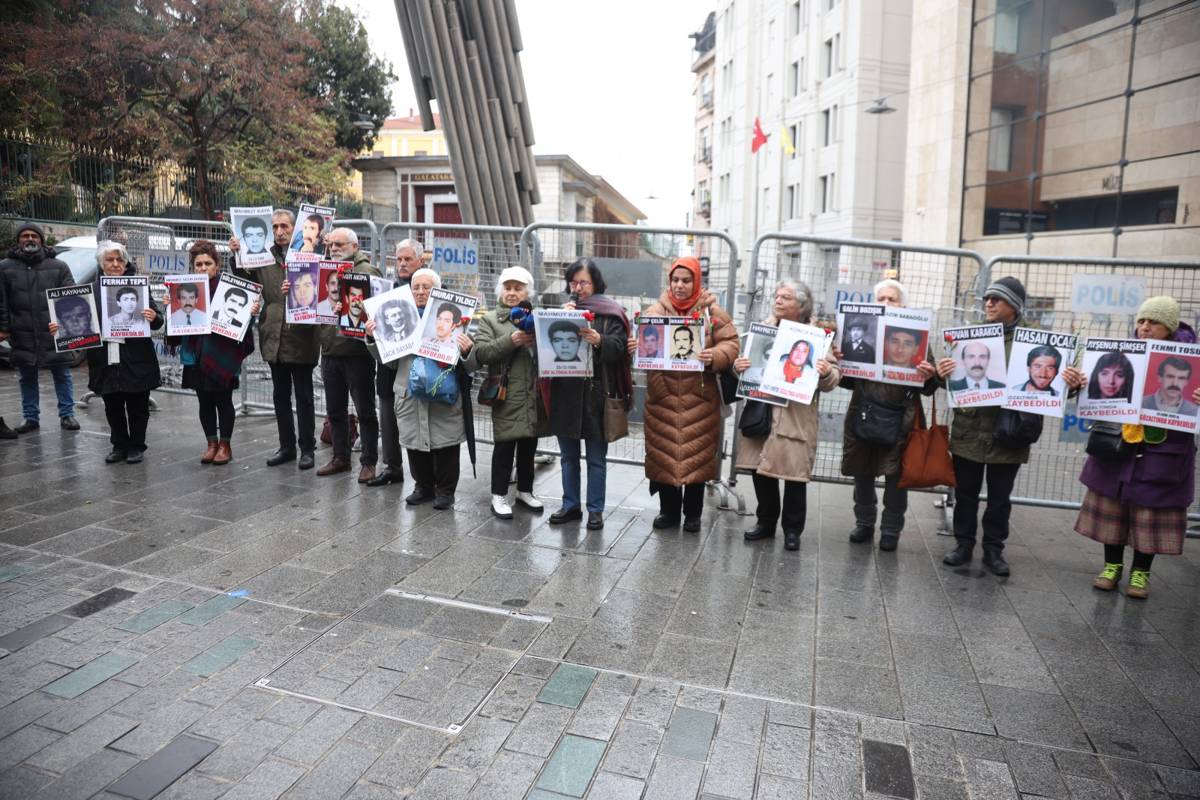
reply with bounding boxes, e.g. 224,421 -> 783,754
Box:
548,257 -> 633,530
467,266 -> 546,519
369,238 -> 424,488
734,280 -> 838,550
50,242 -> 161,462
316,228 -> 381,482
935,276 -> 1083,575
230,210 -> 320,470
166,241 -> 257,465
630,256 -> 739,533
836,279 -> 937,550
1075,296 -> 1198,600
0,222 -> 79,432
366,267 -> 473,509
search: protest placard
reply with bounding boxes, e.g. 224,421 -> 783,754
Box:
100,276 -> 151,340
363,285 -> 421,363
230,206 -> 274,268
943,323 -> 1007,408
534,309 -> 593,378
416,287 -> 478,365
1077,338 -> 1147,424
337,271 -> 373,339
1139,340 -> 1200,434
1002,328 -> 1078,418
736,322 -> 785,406
47,285 -> 101,352
163,274 -> 211,336
291,202 -> 335,254
759,320 -> 833,405
284,254 -> 320,324
210,273 -> 261,342
315,261 -> 349,324
877,307 -> 932,387
836,301 -> 884,380
632,316 -> 705,372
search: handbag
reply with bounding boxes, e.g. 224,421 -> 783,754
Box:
738,400 -> 772,438
600,367 -> 629,443
992,407 -> 1043,448
898,394 -> 956,489
320,414 -> 358,446
718,368 -> 740,405
409,356 -> 459,405
849,395 -> 908,447
1085,420 -> 1131,460
477,349 -> 519,407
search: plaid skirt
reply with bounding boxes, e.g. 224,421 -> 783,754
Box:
1074,489 -> 1186,555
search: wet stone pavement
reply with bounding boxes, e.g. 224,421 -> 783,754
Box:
1,376 -> 1199,800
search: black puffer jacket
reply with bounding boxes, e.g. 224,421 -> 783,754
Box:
0,244 -> 75,367
86,263 -> 164,395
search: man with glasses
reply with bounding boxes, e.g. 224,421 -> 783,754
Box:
230,209 -> 321,469
366,238 -> 423,488
316,228 -> 382,482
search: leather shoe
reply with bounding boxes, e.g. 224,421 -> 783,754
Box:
549,507 -> 583,525
784,530 -> 801,550
60,416 -> 80,431
982,551 -> 1011,576
683,516 -> 702,533
432,494 -> 453,510
743,524 -> 775,541
406,487 -> 436,505
200,440 -> 219,464
878,533 -> 899,552
587,512 -> 604,530
15,419 -> 39,434
298,452 -> 315,470
125,451 -> 144,464
358,465 -> 376,484
367,468 -> 402,487
316,458 -> 351,476
943,544 -> 973,566
267,449 -> 296,467
849,526 -> 873,544
105,448 -> 126,464
212,441 -> 232,465
652,514 -> 680,529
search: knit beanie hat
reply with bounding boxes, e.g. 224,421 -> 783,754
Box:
16,222 -> 45,243
984,276 -> 1026,315
1135,295 -> 1180,333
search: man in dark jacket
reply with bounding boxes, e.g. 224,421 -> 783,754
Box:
318,228 -> 381,482
0,222 -> 79,432
230,210 -> 321,470
366,238 -> 423,487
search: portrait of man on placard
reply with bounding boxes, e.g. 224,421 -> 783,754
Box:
213,287 -> 250,331
637,324 -> 663,359
881,325 -> 923,368
1011,345 -> 1062,395
949,340 -> 1005,392
840,315 -> 876,363
1143,355 -> 1198,415
240,217 -> 269,255
169,282 -> 207,329
670,325 -> 697,360
55,295 -> 95,343
548,319 -> 583,362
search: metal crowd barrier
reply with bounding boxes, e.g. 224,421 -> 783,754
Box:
520,221 -> 743,510
983,254 -> 1200,522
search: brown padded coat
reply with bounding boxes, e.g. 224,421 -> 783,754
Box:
643,292 -> 740,487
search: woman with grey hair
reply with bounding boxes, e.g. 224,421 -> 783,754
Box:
836,278 -> 937,550
733,280 -> 839,550
50,241 -> 163,462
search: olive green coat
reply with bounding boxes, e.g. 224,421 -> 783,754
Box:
466,304 -> 546,442
256,244 -> 320,365
319,249 -> 380,359
947,321 -> 1030,465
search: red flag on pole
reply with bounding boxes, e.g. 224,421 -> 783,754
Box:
750,117 -> 768,153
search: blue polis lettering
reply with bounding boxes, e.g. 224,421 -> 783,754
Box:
434,246 -> 478,267
1073,283 -> 1142,310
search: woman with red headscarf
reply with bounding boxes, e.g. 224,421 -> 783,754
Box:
627,257 -> 739,532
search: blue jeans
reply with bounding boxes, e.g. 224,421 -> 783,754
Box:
18,365 -> 75,422
558,436 -> 608,513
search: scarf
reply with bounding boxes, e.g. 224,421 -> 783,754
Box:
667,257 -> 704,314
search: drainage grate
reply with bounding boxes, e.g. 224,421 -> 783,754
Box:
255,590 -> 550,733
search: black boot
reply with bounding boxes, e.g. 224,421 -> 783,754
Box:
849,526 -> 873,544
982,549 -> 1010,576
943,542 -> 973,566
743,524 -> 775,541
783,530 -> 801,550
0,417 -> 17,439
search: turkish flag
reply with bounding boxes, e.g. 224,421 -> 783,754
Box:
750,117 -> 768,153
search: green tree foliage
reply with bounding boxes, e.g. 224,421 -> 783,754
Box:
0,0 -> 393,219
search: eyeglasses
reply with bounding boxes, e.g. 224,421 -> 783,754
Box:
568,280 -> 592,288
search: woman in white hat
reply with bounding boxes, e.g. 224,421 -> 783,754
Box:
468,265 -> 546,519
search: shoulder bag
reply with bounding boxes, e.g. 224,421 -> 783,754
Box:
600,365 -> 629,444
738,400 -> 773,439
409,356 -> 459,405
1085,420 -> 1131,460
477,347 -> 519,407
992,407 -> 1043,448
849,394 -> 909,447
898,394 -> 956,489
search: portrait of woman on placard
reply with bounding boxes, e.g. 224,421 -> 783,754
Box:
1087,351 -> 1135,402
780,338 -> 813,384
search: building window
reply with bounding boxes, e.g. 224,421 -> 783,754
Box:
823,38 -> 834,78
719,173 -> 730,204
790,0 -> 802,34
834,33 -> 841,70
827,0 -> 836,11
819,173 -> 835,212
719,116 -> 732,149
987,108 -> 1014,171
789,123 -> 800,158
721,60 -> 734,100
699,126 -> 711,164
822,106 -> 838,146
789,61 -> 800,97
993,0 -> 1031,55
785,183 -> 802,218
700,73 -> 713,109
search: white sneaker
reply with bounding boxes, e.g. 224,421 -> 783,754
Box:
516,491 -> 544,511
491,495 -> 514,519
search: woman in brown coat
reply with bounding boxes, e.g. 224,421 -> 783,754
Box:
838,279 -> 938,551
629,257 -> 739,533
734,280 -> 840,550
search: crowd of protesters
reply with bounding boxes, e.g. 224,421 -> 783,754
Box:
0,218 -> 1195,601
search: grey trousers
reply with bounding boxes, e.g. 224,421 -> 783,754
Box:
853,473 -> 908,534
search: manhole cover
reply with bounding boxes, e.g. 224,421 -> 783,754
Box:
256,590 -> 550,733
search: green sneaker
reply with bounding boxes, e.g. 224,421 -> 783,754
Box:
1092,562 -> 1122,591
1126,569 -> 1150,599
